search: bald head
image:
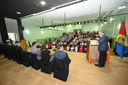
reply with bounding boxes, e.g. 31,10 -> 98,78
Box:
98,31 -> 104,37
58,45 -> 64,51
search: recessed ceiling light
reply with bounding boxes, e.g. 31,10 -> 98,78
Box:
16,12 -> 21,14
32,13 -> 36,16
41,31 -> 44,34
24,29 -> 30,34
118,5 -> 126,10
40,1 -> 46,5
51,7 -> 56,10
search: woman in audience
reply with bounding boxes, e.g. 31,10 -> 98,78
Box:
40,43 -> 54,63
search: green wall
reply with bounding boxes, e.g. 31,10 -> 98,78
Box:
23,27 -> 63,44
22,22 -> 99,44
22,14 -> 128,45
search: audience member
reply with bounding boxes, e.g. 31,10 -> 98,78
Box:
31,42 -> 41,60
40,43 -> 54,62
54,45 -> 71,67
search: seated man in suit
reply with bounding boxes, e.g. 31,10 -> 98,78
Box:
54,45 -> 71,69
53,45 -> 71,81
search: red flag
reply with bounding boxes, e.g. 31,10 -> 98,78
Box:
119,19 -> 127,36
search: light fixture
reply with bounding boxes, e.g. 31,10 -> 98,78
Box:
54,27 -> 57,29
118,23 -> 121,29
98,29 -> 101,31
51,7 -> 56,10
40,1 -> 46,5
32,13 -> 36,16
118,5 -> 126,10
110,18 -> 114,22
24,29 -> 30,34
76,0 -> 81,1
16,12 -> 21,14
100,24 -> 103,27
104,22 -> 107,25
41,31 -> 44,34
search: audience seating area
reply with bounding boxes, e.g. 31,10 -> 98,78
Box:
45,31 -> 98,53
0,44 -> 69,81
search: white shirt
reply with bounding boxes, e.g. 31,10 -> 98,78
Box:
31,46 -> 41,56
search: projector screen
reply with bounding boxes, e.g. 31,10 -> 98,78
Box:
4,18 -> 19,41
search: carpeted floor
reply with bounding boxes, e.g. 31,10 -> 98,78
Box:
0,51 -> 128,85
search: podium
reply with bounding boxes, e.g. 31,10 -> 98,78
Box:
86,40 -> 110,64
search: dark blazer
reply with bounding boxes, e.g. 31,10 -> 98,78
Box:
54,51 -> 71,66
41,49 -> 51,66
98,34 -> 108,51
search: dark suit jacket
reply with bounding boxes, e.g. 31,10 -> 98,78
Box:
98,34 -> 108,51
41,49 -> 51,66
54,51 -> 71,66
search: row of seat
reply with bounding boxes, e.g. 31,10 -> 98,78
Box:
0,44 -> 69,81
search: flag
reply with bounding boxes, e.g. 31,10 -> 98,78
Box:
116,18 -> 128,58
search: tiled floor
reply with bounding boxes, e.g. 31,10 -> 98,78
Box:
0,52 -> 128,85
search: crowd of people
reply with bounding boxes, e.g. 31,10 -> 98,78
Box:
0,30 -> 114,81
45,31 -> 98,53
0,39 -> 71,81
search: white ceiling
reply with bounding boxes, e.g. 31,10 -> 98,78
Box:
22,0 -> 128,27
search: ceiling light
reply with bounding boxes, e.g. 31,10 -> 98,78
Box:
16,12 -> 21,14
24,29 -> 30,34
51,7 -> 56,10
32,13 -> 36,16
40,1 -> 46,5
118,5 -> 126,10
118,23 -> 121,29
41,31 -> 44,34
76,0 -> 81,1
100,24 -> 103,27
104,22 -> 107,25
110,18 -> 114,22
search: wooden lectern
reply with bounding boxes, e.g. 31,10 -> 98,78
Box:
86,40 -> 110,64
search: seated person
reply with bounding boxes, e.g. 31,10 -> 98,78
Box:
80,41 -> 84,46
52,44 -> 56,49
70,45 -> 75,51
6,39 -> 13,46
15,41 -> 21,47
66,46 -> 70,51
75,45 -> 78,52
40,44 -> 54,63
30,42 -> 41,60
45,44 -> 49,49
54,45 -> 71,67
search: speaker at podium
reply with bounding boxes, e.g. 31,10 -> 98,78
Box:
86,40 -> 110,64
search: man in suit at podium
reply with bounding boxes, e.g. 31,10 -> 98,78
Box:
95,31 -> 108,68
